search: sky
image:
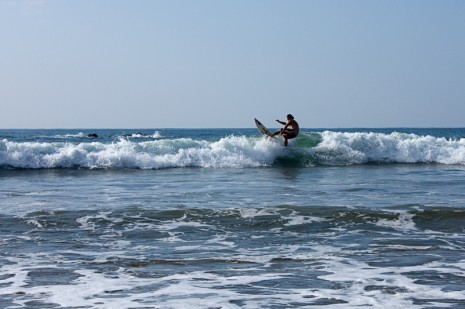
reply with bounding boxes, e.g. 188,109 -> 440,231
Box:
1,0 -> 464,128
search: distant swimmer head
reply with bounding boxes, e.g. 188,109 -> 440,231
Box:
286,114 -> 294,120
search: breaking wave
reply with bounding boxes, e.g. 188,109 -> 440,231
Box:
1,131 -> 465,169
312,131 -> 465,165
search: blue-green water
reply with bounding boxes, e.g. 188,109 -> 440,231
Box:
1,128 -> 465,308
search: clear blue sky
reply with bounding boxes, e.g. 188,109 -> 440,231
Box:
1,0 -> 464,128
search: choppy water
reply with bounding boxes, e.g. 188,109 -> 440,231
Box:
1,128 -> 465,308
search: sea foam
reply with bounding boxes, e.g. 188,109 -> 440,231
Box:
313,131 -> 465,165
0,136 -> 283,169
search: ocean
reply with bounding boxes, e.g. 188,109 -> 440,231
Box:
1,128 -> 465,308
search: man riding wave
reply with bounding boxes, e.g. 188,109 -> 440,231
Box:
270,114 -> 299,146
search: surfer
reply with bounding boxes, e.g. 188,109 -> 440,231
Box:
271,114 -> 299,146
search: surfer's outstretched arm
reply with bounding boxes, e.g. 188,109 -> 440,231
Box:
270,119 -> 287,137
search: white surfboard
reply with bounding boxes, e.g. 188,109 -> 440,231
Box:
254,118 -> 273,137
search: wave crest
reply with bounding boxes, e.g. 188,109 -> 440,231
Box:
312,131 -> 465,165
2,131 -> 465,169
0,136 -> 284,169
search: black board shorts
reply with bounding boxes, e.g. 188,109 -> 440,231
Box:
283,130 -> 298,138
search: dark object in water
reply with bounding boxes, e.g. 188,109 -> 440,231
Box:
88,133 -> 98,138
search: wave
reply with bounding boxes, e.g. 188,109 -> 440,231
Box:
312,131 -> 465,165
50,131 -> 163,140
1,131 -> 465,169
0,136 -> 284,169
14,205 -> 465,232
121,131 -> 162,139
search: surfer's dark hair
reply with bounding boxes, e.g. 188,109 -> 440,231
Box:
287,114 -> 294,119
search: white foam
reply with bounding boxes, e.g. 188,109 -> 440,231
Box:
126,131 -> 162,139
50,132 -> 87,139
314,256 -> 465,308
314,131 -> 465,165
375,210 -> 417,232
157,219 -> 212,231
76,211 -> 123,230
282,209 -> 328,226
2,237 -> 465,309
239,208 -> 277,218
0,136 -> 284,169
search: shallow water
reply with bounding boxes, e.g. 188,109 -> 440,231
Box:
1,165 -> 465,308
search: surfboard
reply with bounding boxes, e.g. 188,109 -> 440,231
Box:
254,118 -> 273,137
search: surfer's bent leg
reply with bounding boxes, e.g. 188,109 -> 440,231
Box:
282,131 -> 297,146
271,129 -> 283,137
